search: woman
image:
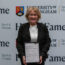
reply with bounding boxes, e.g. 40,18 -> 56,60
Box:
16,7 -> 51,65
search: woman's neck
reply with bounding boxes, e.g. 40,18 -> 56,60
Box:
30,22 -> 37,26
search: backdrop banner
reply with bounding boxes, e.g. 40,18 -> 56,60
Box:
0,0 -> 65,65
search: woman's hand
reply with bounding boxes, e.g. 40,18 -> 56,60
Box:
37,56 -> 42,64
39,56 -> 42,64
22,56 -> 27,65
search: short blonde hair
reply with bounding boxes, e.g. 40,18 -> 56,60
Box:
25,7 -> 41,20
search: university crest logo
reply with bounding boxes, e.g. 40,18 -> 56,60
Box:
16,6 -> 24,16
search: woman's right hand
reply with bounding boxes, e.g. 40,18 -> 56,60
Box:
22,56 -> 27,65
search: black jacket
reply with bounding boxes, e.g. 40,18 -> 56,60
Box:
16,22 -> 51,61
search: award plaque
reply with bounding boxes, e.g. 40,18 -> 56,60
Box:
25,43 -> 40,63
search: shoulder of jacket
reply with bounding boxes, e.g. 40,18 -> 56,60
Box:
19,23 -> 28,31
38,23 -> 46,27
38,23 -> 48,32
20,23 -> 28,27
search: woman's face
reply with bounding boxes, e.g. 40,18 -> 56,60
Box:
28,10 -> 38,25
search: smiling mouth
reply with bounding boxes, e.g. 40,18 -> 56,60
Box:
31,18 -> 36,20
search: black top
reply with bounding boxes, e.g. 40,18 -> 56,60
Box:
16,22 -> 51,62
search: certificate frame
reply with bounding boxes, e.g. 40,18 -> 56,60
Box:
24,42 -> 40,63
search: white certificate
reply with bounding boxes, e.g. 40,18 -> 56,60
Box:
25,43 -> 40,63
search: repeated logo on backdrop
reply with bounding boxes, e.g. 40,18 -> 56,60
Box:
0,40 -> 10,47
51,39 -> 65,47
0,8 -> 10,14
27,6 -> 57,14
15,54 -> 65,62
49,55 -> 65,62
1,23 -> 11,29
1,54 -> 12,60
15,22 -> 65,31
59,5 -> 65,14
16,6 -> 24,16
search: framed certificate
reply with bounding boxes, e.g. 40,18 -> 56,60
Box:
25,43 -> 40,63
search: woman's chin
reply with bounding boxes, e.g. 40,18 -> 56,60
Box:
31,22 -> 37,25
31,21 -> 37,23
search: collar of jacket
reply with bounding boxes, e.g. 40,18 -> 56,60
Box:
26,22 -> 41,29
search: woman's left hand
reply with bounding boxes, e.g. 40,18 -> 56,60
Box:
39,56 -> 42,64
37,56 -> 42,64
